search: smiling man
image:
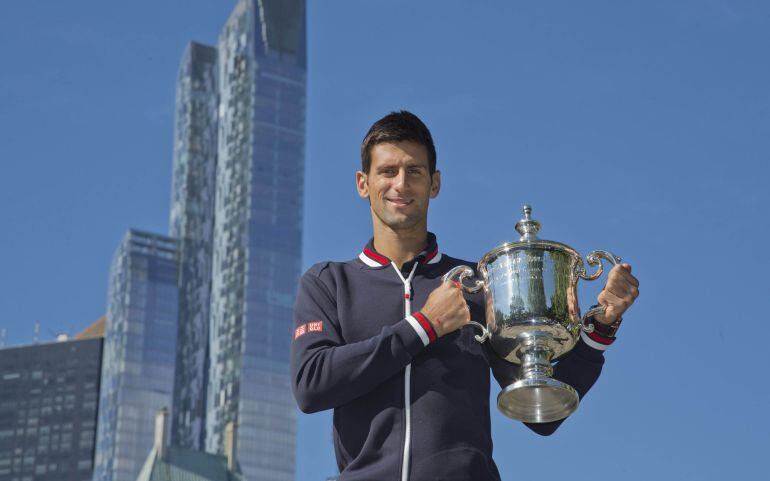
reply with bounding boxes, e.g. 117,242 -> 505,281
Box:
290,111 -> 639,481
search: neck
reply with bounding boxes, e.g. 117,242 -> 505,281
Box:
371,219 -> 428,270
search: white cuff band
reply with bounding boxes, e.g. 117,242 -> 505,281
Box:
406,315 -> 430,346
580,330 -> 612,351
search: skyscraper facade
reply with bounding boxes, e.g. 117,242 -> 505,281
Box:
169,41 -> 219,452
206,1 -> 306,480
93,230 -> 178,481
0,336 -> 102,481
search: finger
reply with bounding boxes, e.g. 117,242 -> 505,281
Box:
611,265 -> 639,287
611,264 -> 634,280
619,272 -> 640,292
610,284 -> 639,306
598,288 -> 633,314
597,288 -> 621,306
603,282 -> 631,300
606,276 -> 639,299
604,304 -> 621,323
598,288 -> 628,309
619,270 -> 639,288
453,288 -> 468,304
623,273 -> 639,287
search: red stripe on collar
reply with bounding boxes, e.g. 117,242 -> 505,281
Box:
362,247 -> 390,266
421,247 -> 439,264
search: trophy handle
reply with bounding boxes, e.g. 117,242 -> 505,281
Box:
578,250 -> 622,333
579,250 -> 622,282
441,265 -> 489,343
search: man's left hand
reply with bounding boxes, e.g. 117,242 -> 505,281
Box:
593,263 -> 639,325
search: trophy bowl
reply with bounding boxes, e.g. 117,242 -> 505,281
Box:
443,205 -> 620,423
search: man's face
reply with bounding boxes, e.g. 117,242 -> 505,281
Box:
356,140 -> 441,232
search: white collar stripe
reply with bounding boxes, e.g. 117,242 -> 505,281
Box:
358,252 -> 382,267
358,247 -> 441,267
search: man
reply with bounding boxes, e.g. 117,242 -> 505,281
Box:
290,111 -> 639,481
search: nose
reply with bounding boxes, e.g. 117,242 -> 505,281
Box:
393,168 -> 408,190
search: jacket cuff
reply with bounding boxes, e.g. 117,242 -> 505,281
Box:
580,303 -> 621,352
579,328 -> 615,352
389,317 -> 429,358
574,334 -> 610,362
405,312 -> 438,347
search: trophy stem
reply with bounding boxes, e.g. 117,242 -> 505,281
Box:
519,346 -> 554,381
497,341 -> 580,423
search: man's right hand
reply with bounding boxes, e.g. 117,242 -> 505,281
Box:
420,281 -> 470,338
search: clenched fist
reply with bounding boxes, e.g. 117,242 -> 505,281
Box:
594,263 -> 639,325
420,281 -> 471,338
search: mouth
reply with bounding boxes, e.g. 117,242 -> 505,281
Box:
386,198 -> 413,207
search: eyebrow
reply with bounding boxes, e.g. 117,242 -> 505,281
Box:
376,162 -> 426,170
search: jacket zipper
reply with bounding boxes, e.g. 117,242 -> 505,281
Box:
393,263 -> 418,481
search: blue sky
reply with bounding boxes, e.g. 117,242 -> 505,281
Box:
1,1 -> 768,480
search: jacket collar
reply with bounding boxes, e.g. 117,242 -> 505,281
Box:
358,232 -> 442,268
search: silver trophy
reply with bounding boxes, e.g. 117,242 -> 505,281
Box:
443,205 -> 620,423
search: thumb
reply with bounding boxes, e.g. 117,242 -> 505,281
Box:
620,263 -> 632,273
603,304 -> 619,323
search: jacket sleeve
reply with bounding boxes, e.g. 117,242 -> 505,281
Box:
486,338 -> 606,436
290,270 -> 429,413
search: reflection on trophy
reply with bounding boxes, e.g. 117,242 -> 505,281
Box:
443,205 -> 620,423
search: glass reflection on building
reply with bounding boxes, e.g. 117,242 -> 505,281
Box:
169,41 -> 218,452
206,1 -> 306,480
93,231 -> 178,481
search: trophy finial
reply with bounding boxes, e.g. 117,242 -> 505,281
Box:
515,204 -> 541,240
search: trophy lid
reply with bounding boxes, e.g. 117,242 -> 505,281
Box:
515,205 -> 541,241
479,203 -> 583,270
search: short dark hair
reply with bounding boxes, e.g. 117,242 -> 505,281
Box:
360,111 -> 437,175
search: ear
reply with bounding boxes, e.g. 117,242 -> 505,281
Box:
429,170 -> 441,199
355,171 -> 369,198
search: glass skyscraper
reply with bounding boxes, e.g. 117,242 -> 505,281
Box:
169,41 -> 218,452
206,1 -> 306,480
93,230 -> 178,481
0,335 -> 102,481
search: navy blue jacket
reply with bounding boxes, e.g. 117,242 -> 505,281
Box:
290,235 -> 609,481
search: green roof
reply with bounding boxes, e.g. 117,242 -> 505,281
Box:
136,446 -> 242,481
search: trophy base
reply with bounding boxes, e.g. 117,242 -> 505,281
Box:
497,378 -> 579,423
